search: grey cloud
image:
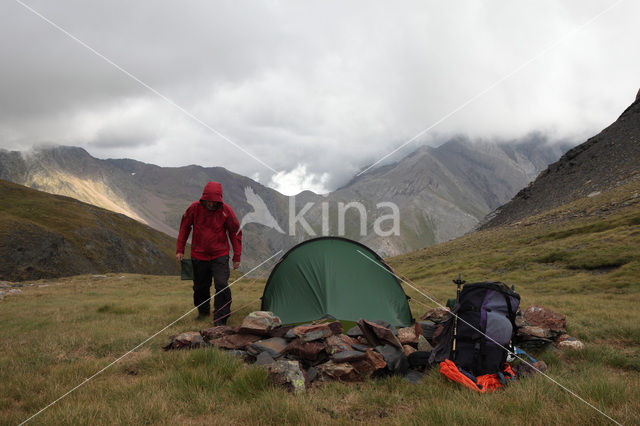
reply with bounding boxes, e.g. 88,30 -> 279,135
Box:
1,0 -> 639,193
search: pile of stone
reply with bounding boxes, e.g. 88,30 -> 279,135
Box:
164,311 -> 440,393
515,305 -> 584,350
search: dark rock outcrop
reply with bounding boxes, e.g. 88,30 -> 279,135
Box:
481,97 -> 640,228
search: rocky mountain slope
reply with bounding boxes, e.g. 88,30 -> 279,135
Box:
324,135 -> 567,255
0,147 -> 295,267
0,179 -> 179,281
481,98 -> 640,229
0,137 -> 567,262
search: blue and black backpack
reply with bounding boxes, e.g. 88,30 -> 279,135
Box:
453,281 -> 521,375
430,281 -> 520,376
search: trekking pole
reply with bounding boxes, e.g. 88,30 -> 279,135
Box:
451,273 -> 465,362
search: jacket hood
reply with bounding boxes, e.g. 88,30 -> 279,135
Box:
201,181 -> 223,203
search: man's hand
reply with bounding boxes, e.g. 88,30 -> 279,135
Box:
176,253 -> 184,262
233,261 -> 240,270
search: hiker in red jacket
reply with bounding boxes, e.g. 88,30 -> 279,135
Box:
176,181 -> 242,324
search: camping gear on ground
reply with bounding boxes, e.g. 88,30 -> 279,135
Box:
430,281 -> 520,377
180,258 -> 193,280
261,237 -> 413,327
451,281 -> 520,376
440,359 -> 515,393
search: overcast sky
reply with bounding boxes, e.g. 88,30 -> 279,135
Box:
1,1 -> 638,194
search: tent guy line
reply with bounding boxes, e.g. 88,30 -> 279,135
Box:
13,0 -> 279,174
18,250 -> 282,426
356,0 -> 626,177
355,250 -> 621,426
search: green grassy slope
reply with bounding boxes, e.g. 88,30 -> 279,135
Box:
0,179 -> 179,281
1,180 -> 639,424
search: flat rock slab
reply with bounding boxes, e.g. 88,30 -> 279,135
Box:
255,351 -> 276,366
293,322 -> 342,342
249,337 -> 289,357
351,343 -> 371,352
346,325 -> 363,337
200,325 -> 237,342
209,333 -> 262,350
163,331 -> 205,350
518,325 -> 552,339
331,350 -> 367,363
375,344 -> 409,375
239,311 -> 281,335
357,319 -> 402,348
317,361 -> 361,382
286,339 -> 327,362
326,334 -> 358,354
350,350 -> 386,378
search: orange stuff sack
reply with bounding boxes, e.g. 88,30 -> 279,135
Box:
440,359 -> 514,393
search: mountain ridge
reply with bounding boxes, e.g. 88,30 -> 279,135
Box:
0,136 -> 570,261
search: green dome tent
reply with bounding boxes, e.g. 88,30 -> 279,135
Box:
261,237 -> 413,327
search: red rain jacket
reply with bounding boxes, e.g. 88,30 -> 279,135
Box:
176,182 -> 242,262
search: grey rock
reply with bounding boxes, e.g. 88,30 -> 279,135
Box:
249,337 -> 289,358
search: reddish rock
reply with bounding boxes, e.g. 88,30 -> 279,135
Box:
316,361 -> 361,382
328,321 -> 344,335
357,319 -> 402,348
350,350 -> 386,378
200,325 -> 237,342
209,333 -> 261,350
523,306 -> 566,333
163,331 -> 205,350
326,334 -> 357,354
403,345 -> 417,357
398,326 -> 418,346
420,307 -> 452,324
286,339 -> 327,362
238,311 -> 281,335
293,322 -> 341,342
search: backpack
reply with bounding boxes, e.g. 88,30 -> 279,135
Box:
453,281 -> 520,375
430,281 -> 520,376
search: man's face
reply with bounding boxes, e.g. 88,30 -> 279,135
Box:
204,201 -> 222,211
